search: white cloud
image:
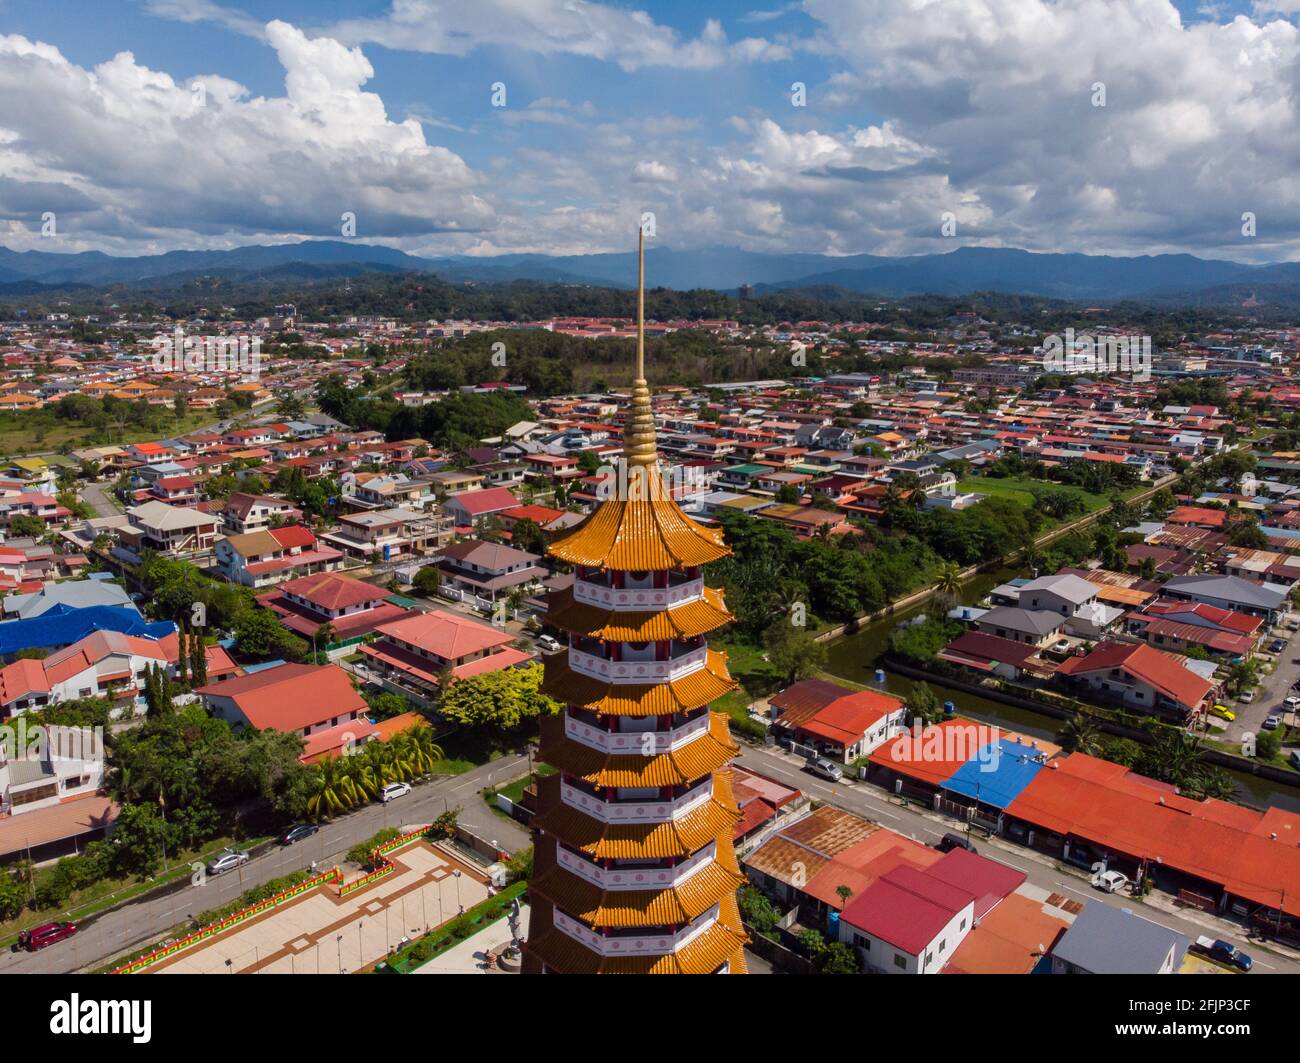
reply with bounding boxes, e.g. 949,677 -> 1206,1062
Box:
0,21 -> 493,251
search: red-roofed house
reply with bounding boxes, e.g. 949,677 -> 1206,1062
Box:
441,486 -> 520,528
1056,640 -> 1214,721
195,662 -> 376,760
838,865 -> 975,973
0,629 -> 241,718
214,525 -> 344,588
359,610 -> 535,701
769,678 -> 906,762
255,571 -> 419,641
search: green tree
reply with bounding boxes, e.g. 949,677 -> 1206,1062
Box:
413,565 -> 442,597
437,663 -> 560,733
763,621 -> 827,687
1056,715 -> 1102,756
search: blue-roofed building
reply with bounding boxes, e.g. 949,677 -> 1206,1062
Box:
0,605 -> 175,659
941,739 -> 1049,811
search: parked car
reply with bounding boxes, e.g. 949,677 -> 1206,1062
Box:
1050,639 -> 1071,654
16,921 -> 76,952
536,634 -> 562,654
1209,703 -> 1236,722
206,850 -> 250,876
1289,620 -> 1300,632
1291,750 -> 1300,770
937,832 -> 976,854
1194,935 -> 1253,972
1286,695 -> 1300,708
381,781 -> 412,803
1238,690 -> 1255,704
1092,869 -> 1129,893
806,757 -> 843,782
1271,638 -> 1287,654
1263,714 -> 1283,731
279,823 -> 319,845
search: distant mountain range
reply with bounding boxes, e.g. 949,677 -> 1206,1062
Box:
2,240 -> 1299,304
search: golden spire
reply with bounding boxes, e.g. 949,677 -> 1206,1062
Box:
623,223 -> 658,468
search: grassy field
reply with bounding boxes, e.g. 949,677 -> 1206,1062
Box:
958,475 -> 1111,512
0,408 -> 221,457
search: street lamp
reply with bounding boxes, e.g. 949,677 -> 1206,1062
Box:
336,933 -> 343,973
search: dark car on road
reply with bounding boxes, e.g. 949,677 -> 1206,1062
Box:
279,823 -> 320,845
937,832 -> 976,853
16,922 -> 77,952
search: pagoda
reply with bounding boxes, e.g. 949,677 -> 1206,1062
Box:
521,227 -> 748,974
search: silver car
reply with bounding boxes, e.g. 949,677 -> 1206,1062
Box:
206,851 -> 250,876
808,757 -> 843,782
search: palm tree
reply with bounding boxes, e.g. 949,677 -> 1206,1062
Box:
306,757 -> 361,818
404,725 -> 445,775
343,750 -> 381,799
1056,715 -> 1102,756
1141,730 -> 1204,790
935,562 -> 963,598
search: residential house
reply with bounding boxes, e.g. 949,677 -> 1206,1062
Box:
1056,641 -> 1214,721
768,678 -> 907,762
435,540 -> 547,608
359,610 -> 534,701
195,662 -> 378,762
214,526 -> 344,588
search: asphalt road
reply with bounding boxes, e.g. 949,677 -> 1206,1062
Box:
79,480 -> 122,519
734,745 -> 1300,974
1226,617 -> 1300,744
1,753 -> 532,974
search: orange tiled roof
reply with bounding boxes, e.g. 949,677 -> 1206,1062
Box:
540,649 -> 735,717
523,891 -> 747,974
545,585 -> 733,641
530,845 -> 745,929
531,773 -> 741,860
538,711 -> 738,787
548,475 -> 728,571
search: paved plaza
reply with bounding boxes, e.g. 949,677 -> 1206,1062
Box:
147,841 -> 490,975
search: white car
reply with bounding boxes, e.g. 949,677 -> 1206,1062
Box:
1092,869 -> 1128,894
1285,696 -> 1300,709
536,634 -> 562,654
380,781 -> 411,803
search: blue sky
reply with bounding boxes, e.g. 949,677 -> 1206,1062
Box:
1,1 -> 1298,261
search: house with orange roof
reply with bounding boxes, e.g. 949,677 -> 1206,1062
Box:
769,678 -> 906,762
0,629 -> 240,717
1056,640 -> 1215,721
359,609 -> 534,701
195,662 -> 376,762
255,571 -> 419,641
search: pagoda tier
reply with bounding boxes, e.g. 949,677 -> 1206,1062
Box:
546,487 -> 729,572
522,226 -> 746,975
529,771 -> 742,861
537,710 -> 738,787
523,891 -> 748,975
540,650 -> 735,717
529,831 -> 747,930
546,585 -> 734,641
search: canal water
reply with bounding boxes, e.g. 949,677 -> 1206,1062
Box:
822,565 -> 1300,813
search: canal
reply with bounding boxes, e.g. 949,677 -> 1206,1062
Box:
822,565 -> 1300,813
